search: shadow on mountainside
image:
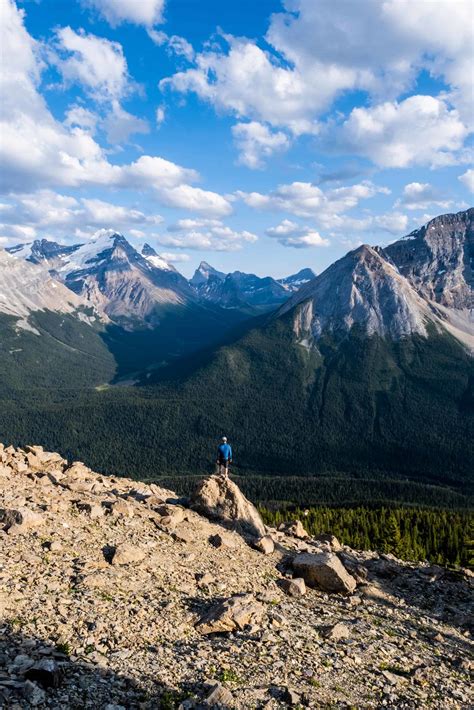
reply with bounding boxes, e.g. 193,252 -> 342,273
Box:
0,626 -> 197,709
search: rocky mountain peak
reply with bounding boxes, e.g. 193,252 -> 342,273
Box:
279,244 -> 437,342
384,207 -> 473,313
0,441 -> 471,708
190,261 -> 226,286
278,267 -> 317,292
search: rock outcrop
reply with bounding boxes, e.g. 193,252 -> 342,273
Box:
0,442 -> 472,709
190,474 -> 266,538
292,552 -> 358,593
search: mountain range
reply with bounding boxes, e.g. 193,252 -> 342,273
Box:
6,232 -> 315,323
1,208 -> 473,506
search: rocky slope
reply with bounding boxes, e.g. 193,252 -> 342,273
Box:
0,444 -> 472,709
277,238 -> 474,351
0,249 -> 102,332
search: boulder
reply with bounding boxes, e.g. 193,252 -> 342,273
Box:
204,682 -> 235,707
111,543 -> 145,566
321,622 -> 351,641
209,533 -> 239,550
314,533 -> 343,551
280,577 -> 306,597
195,593 -> 264,634
280,520 -> 309,539
191,475 -> 265,538
254,535 -> 274,555
0,507 -> 44,534
292,552 -> 357,594
25,659 -> 61,688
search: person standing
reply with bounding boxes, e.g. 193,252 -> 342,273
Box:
216,436 -> 232,478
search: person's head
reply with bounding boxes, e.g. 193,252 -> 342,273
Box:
221,436 -> 227,443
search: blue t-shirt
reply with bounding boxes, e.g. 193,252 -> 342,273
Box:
218,443 -> 232,461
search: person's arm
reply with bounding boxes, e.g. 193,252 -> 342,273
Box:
229,445 -> 232,462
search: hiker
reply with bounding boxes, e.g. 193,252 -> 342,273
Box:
216,436 -> 232,478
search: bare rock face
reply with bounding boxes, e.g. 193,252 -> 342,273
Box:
195,593 -> 265,635
385,208 -> 473,313
292,552 -> 357,594
191,475 -> 266,538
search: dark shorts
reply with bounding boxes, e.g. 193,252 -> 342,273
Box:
218,458 -> 230,466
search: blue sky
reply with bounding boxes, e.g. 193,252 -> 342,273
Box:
1,0 -> 473,278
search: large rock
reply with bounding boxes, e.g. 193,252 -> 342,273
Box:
190,475 -> 265,538
292,552 -> 357,594
111,543 -> 145,566
0,506 -> 44,534
195,593 -> 264,634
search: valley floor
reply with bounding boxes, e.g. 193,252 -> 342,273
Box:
0,446 -> 472,709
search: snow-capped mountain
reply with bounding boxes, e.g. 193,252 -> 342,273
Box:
8,231 -> 196,326
0,248 -> 99,331
277,268 -> 316,292
141,243 -> 176,272
6,239 -> 80,268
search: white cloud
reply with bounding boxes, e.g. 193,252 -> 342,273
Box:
161,0 -> 474,139
458,169 -> 474,193
330,96 -> 468,168
158,185 -> 233,217
64,105 -> 98,133
103,101 -> 149,144
167,218 -> 221,232
158,220 -> 258,251
160,251 -> 190,263
0,190 -> 164,242
236,180 -> 387,222
82,0 -> 165,27
266,220 -> 329,248
148,30 -> 194,61
156,106 -> 165,126
232,121 -> 290,169
53,27 -> 130,101
396,182 -> 453,210
0,1 -> 230,219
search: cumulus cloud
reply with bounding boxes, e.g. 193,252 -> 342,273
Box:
458,169 -> 474,193
82,0 -> 165,27
158,220 -> 258,251
329,96 -> 469,168
148,30 -> 194,61
157,185 -> 232,217
64,105 -> 98,133
0,1 -> 230,219
396,182 -> 453,210
266,220 -> 329,248
103,101 -> 149,144
160,251 -> 190,263
161,0 -> 474,140
236,180 -> 388,222
0,190 -> 164,242
232,122 -> 290,169
53,27 -> 131,101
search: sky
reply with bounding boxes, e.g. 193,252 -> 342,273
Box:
0,0 -> 473,278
